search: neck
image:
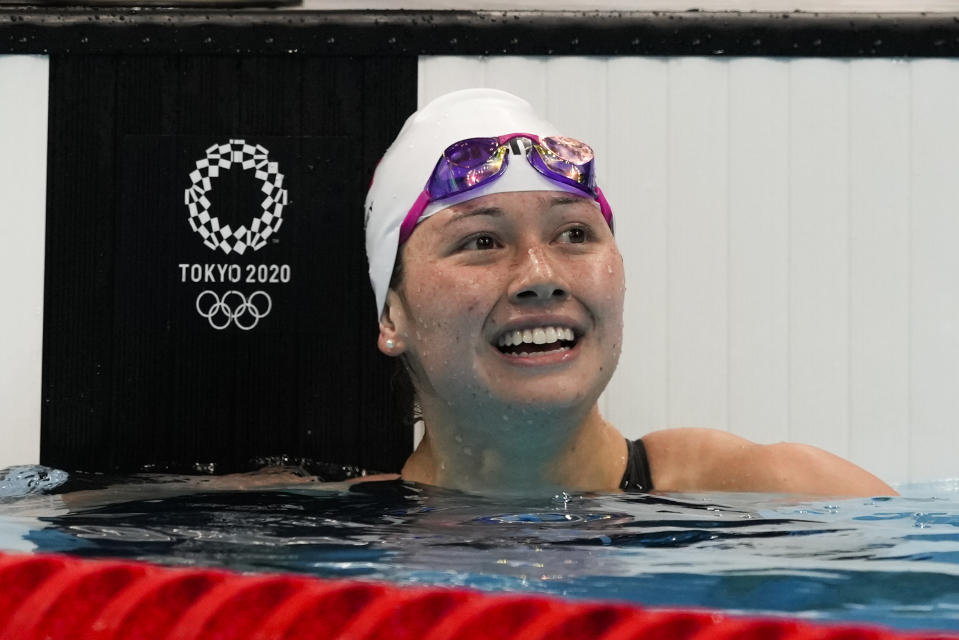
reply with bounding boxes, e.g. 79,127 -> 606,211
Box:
401,401 -> 627,494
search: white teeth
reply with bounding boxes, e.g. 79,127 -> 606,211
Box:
516,346 -> 570,358
497,326 -> 577,347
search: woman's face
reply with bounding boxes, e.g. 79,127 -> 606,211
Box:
381,191 -> 625,415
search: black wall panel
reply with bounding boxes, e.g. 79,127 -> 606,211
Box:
42,54 -> 416,474
5,10 -> 959,58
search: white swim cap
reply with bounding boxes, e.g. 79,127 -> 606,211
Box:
364,88 -> 606,320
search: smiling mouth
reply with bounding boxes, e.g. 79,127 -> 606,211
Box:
495,326 -> 578,357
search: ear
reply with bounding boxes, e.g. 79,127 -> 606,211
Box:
377,289 -> 407,356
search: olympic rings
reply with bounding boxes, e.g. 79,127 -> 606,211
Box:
195,290 -> 273,331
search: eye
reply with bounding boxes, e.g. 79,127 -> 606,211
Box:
558,226 -> 589,244
460,234 -> 500,251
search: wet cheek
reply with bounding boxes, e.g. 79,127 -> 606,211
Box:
604,258 -> 627,295
460,277 -> 493,314
587,261 -> 626,291
463,296 -> 483,314
408,280 -> 447,324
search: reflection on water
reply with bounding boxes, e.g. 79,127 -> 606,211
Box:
2,468 -> 959,632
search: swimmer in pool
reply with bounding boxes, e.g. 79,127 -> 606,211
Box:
363,88 -> 896,497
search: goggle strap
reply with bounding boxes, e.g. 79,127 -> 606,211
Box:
399,189 -> 430,245
595,186 -> 614,231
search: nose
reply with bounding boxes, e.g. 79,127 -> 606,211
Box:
509,246 -> 570,304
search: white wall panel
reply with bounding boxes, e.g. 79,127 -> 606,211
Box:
666,58 -> 730,431
910,60 -> 959,483
485,57 -> 549,110
0,55 -> 48,470
604,58 -> 670,439
788,60 -> 850,457
418,56 -> 486,101
848,60 -> 910,482
419,55 -> 959,485
727,58 -> 790,445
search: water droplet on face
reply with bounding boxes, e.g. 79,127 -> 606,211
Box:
607,264 -> 613,274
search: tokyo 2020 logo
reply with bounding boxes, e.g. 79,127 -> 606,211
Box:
184,139 -> 288,255
182,140 -> 290,330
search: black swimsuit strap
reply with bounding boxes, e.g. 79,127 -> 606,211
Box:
620,437 -> 653,493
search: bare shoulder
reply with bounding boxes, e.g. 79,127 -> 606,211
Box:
642,428 -> 897,496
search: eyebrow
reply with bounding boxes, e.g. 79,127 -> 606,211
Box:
444,206 -> 504,227
548,194 -> 587,207
442,194 -> 591,228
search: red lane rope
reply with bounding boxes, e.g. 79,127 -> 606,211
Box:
0,551 -> 954,640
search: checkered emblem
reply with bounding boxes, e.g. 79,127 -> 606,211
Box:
184,140 -> 288,254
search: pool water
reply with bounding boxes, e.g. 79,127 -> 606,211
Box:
2,467 -> 959,633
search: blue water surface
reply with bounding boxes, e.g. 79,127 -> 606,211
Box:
2,467 -> 959,633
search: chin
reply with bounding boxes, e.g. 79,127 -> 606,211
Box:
489,383 -> 597,414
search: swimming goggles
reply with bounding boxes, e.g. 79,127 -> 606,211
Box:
398,133 -> 613,245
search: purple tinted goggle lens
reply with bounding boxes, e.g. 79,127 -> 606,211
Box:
399,132 -> 613,245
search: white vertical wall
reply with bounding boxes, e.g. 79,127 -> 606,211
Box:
848,60 -> 911,482
727,59 -> 790,446
911,61 -> 959,483
420,55 -> 959,485
0,56 -> 49,469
